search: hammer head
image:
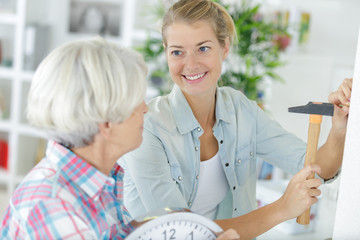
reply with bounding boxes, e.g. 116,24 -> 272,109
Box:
288,102 -> 334,116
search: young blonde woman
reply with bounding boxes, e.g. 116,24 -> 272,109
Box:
121,0 -> 351,239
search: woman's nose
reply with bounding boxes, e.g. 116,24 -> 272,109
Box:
184,53 -> 199,70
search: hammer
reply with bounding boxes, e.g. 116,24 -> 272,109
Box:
288,101 -> 334,225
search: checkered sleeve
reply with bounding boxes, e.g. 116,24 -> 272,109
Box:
23,199 -> 96,239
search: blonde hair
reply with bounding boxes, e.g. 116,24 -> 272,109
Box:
27,37 -> 147,148
162,0 -> 237,47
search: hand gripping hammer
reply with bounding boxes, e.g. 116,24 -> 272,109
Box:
288,102 -> 334,225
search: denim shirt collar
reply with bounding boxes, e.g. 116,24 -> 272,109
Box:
214,87 -> 232,125
168,85 -> 232,134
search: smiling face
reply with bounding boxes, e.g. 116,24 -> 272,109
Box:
164,21 -> 229,99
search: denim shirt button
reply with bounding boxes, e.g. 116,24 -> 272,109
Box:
188,202 -> 192,207
195,147 -> 199,151
196,175 -> 199,180
197,127 -> 201,132
250,151 -> 254,157
178,176 -> 182,181
237,159 -> 242,164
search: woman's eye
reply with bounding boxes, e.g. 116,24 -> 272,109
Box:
199,46 -> 209,52
171,50 -> 182,56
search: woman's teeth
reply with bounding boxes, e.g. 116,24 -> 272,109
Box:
185,73 -> 205,80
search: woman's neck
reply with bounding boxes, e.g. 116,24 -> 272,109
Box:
71,135 -> 125,176
183,90 -> 217,129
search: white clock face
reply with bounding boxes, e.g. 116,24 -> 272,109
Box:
126,212 -> 223,240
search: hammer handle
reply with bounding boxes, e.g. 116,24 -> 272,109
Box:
296,119 -> 321,225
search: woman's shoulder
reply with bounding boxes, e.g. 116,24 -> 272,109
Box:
146,95 -> 171,114
145,95 -> 177,132
217,86 -> 258,110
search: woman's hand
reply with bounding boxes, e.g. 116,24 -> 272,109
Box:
278,164 -> 322,220
216,229 -> 240,240
329,78 -> 352,111
328,78 -> 352,132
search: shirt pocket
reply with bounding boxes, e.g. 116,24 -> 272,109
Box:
234,144 -> 256,186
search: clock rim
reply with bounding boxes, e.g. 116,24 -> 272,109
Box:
126,211 -> 223,239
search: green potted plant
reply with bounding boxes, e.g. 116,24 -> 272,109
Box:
136,0 -> 290,102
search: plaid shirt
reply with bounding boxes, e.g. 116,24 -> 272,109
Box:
0,141 -> 133,239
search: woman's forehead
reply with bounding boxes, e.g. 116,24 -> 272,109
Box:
165,21 -> 218,45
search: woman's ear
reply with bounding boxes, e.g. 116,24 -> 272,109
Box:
98,122 -> 112,139
222,37 -> 230,60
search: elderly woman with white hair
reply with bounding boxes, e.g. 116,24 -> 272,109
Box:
0,37 -> 239,240
0,37 -> 149,239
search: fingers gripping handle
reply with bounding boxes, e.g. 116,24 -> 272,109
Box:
296,115 -> 322,225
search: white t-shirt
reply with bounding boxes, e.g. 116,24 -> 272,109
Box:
191,152 -> 229,219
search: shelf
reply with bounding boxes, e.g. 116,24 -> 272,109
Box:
21,70 -> 34,82
0,24 -> 15,68
0,67 -> 34,81
16,134 -> 44,176
0,0 -> 158,195
20,81 -> 30,124
0,13 -> 17,25
0,67 -> 14,78
0,120 -> 11,132
0,78 -> 11,121
0,168 -> 10,185
18,124 -> 41,137
0,122 -> 40,138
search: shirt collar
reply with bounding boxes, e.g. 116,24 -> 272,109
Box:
46,141 -> 122,199
214,87 -> 232,124
168,85 -> 199,134
168,86 -> 232,134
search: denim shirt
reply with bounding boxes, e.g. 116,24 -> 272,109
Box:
120,85 -> 307,220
